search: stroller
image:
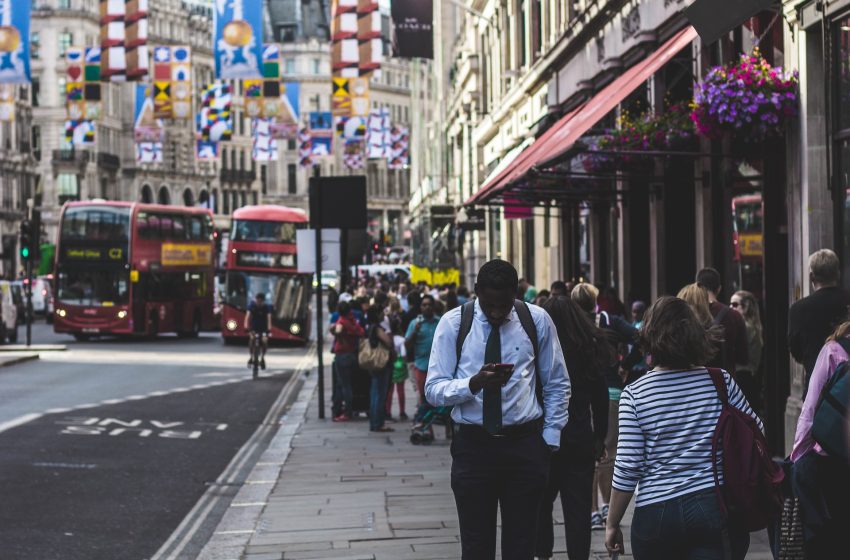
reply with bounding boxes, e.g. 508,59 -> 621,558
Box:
410,402 -> 453,444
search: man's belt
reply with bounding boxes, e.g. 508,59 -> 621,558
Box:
457,418 -> 543,439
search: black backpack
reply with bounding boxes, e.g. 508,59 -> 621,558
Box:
454,300 -> 543,410
811,338 -> 850,462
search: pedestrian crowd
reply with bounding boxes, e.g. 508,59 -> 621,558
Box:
326,250 -> 850,560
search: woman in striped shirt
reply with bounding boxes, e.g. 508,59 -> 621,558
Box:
605,296 -> 761,560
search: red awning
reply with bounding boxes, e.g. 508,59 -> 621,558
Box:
467,25 -> 699,206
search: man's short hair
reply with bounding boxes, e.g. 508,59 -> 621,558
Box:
696,268 -> 722,293
809,249 -> 841,286
420,294 -> 436,306
476,259 -> 519,292
551,280 -> 568,293
255,292 -> 266,300
570,283 -> 599,312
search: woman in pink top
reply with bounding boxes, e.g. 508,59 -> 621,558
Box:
790,321 -> 850,558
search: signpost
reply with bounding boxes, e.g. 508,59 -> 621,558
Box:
308,177 -> 367,419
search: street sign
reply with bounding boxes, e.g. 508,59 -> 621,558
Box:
296,229 -> 342,273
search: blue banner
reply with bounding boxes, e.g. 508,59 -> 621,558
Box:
0,0 -> 31,83
214,0 -> 263,79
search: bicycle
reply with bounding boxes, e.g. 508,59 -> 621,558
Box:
247,331 -> 267,380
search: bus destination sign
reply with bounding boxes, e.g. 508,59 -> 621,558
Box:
64,247 -> 125,262
236,251 -> 296,269
161,244 -> 213,267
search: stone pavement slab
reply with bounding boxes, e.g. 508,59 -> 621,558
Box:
204,355 -> 776,559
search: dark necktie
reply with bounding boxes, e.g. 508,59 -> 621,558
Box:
482,324 -> 502,434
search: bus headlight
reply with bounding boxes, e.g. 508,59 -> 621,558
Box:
57,309 -> 67,318
289,323 -> 301,335
226,319 -> 238,331
117,310 -> 127,319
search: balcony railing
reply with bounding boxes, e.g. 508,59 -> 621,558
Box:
97,152 -> 121,170
51,149 -> 90,165
220,169 -> 257,183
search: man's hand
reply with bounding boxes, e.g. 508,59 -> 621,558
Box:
468,364 -> 511,394
605,525 -> 624,557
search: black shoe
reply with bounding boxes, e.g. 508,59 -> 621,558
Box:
247,359 -> 253,368
260,358 -> 266,370
399,412 -> 409,420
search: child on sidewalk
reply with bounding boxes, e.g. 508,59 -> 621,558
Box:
386,324 -> 408,421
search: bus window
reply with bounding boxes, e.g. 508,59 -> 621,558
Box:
190,217 -> 203,240
146,214 -> 162,239
159,215 -> 173,239
62,206 -> 130,242
172,215 -> 187,240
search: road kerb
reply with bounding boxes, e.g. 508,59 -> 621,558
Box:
0,353 -> 39,368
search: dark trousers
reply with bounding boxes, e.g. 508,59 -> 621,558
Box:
450,426 -> 551,560
331,353 -> 356,417
792,451 -> 850,559
535,437 -> 595,560
630,488 -> 749,560
368,365 -> 390,430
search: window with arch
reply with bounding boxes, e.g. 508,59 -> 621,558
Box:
157,186 -> 171,205
183,188 -> 195,207
140,184 -> 153,203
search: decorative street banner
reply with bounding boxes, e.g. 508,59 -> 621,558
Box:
298,126 -> 313,167
214,0 -> 263,79
350,77 -> 369,116
66,47 -> 102,121
270,81 -> 300,139
344,140 -> 364,169
357,0 -> 383,78
99,0 -> 149,81
341,115 -> 366,139
0,84 -> 15,121
134,83 -> 163,163
152,45 -> 192,119
332,77 -> 351,117
244,43 -> 282,119
0,0 -> 32,83
366,108 -> 390,159
308,111 -> 333,156
252,118 -> 278,161
64,120 -> 96,147
198,82 -> 233,142
391,0 -> 433,59
388,124 -> 409,169
196,139 -> 219,161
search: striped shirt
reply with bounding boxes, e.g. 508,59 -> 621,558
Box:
612,368 -> 762,507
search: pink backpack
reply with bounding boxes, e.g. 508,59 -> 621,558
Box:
708,368 -> 784,531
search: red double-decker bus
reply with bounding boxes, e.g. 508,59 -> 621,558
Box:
53,201 -> 217,340
221,205 -> 311,344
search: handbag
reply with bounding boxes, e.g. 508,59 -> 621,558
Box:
358,327 -> 391,371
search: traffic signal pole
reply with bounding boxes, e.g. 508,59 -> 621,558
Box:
20,215 -> 33,347
25,257 -> 32,347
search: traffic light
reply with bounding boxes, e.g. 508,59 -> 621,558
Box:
19,220 -> 32,261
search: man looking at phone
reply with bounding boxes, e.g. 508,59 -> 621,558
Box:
425,259 -> 570,559
405,294 -> 440,407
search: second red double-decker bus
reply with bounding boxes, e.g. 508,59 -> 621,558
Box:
53,201 -> 217,339
221,205 -> 311,344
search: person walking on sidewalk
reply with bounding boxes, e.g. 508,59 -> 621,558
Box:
790,320 -> 850,558
385,320 -> 408,421
605,296 -> 761,560
330,301 -> 365,422
365,305 -> 395,433
696,267 -> 749,375
535,296 -> 612,560
406,294 -> 440,409
425,259 -> 570,560
788,249 -> 850,392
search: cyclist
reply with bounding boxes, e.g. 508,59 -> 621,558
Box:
244,292 -> 273,369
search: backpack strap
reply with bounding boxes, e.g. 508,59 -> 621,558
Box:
707,367 -> 729,406
513,300 -> 543,412
836,337 -> 850,358
454,301 -> 476,376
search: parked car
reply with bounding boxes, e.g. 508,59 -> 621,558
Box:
0,281 -> 19,343
312,270 -> 340,290
24,276 -> 53,317
9,281 -> 25,326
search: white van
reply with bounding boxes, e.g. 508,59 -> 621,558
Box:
0,281 -> 19,343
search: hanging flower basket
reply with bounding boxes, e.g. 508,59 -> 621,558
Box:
583,104 -> 696,173
691,50 -> 799,142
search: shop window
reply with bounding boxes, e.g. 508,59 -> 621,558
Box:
57,173 -> 79,205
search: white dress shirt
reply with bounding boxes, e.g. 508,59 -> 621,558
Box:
425,299 -> 571,448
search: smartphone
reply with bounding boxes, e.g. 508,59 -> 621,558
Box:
494,363 -> 514,379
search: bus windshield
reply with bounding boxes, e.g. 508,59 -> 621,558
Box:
61,206 -> 131,242
57,268 -> 130,306
225,271 -> 309,319
231,220 -> 300,244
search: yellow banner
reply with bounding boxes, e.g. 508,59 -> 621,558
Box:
410,265 -> 461,286
161,244 -> 212,267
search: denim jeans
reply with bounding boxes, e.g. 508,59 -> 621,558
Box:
369,365 -> 390,430
630,488 -> 749,560
332,353 -> 357,417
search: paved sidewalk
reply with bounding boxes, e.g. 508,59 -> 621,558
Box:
205,360 -> 775,560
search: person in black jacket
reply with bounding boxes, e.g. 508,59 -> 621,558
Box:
788,249 -> 850,392
535,296 -> 615,560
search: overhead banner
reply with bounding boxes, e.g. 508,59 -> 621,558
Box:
344,140 -> 364,169
331,0 -> 382,78
309,111 -> 333,156
366,108 -> 389,159
391,0 -> 433,59
388,125 -> 409,169
270,81 -> 299,139
0,0 -> 32,83
244,43 -> 282,119
134,83 -> 163,163
196,139 -> 219,161
99,0 -> 149,81
252,118 -> 278,161
66,47 -> 102,121
152,45 -> 192,119
0,84 -> 15,121
64,120 -> 96,147
298,126 -> 313,167
198,82 -> 233,142
214,0 -> 263,79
